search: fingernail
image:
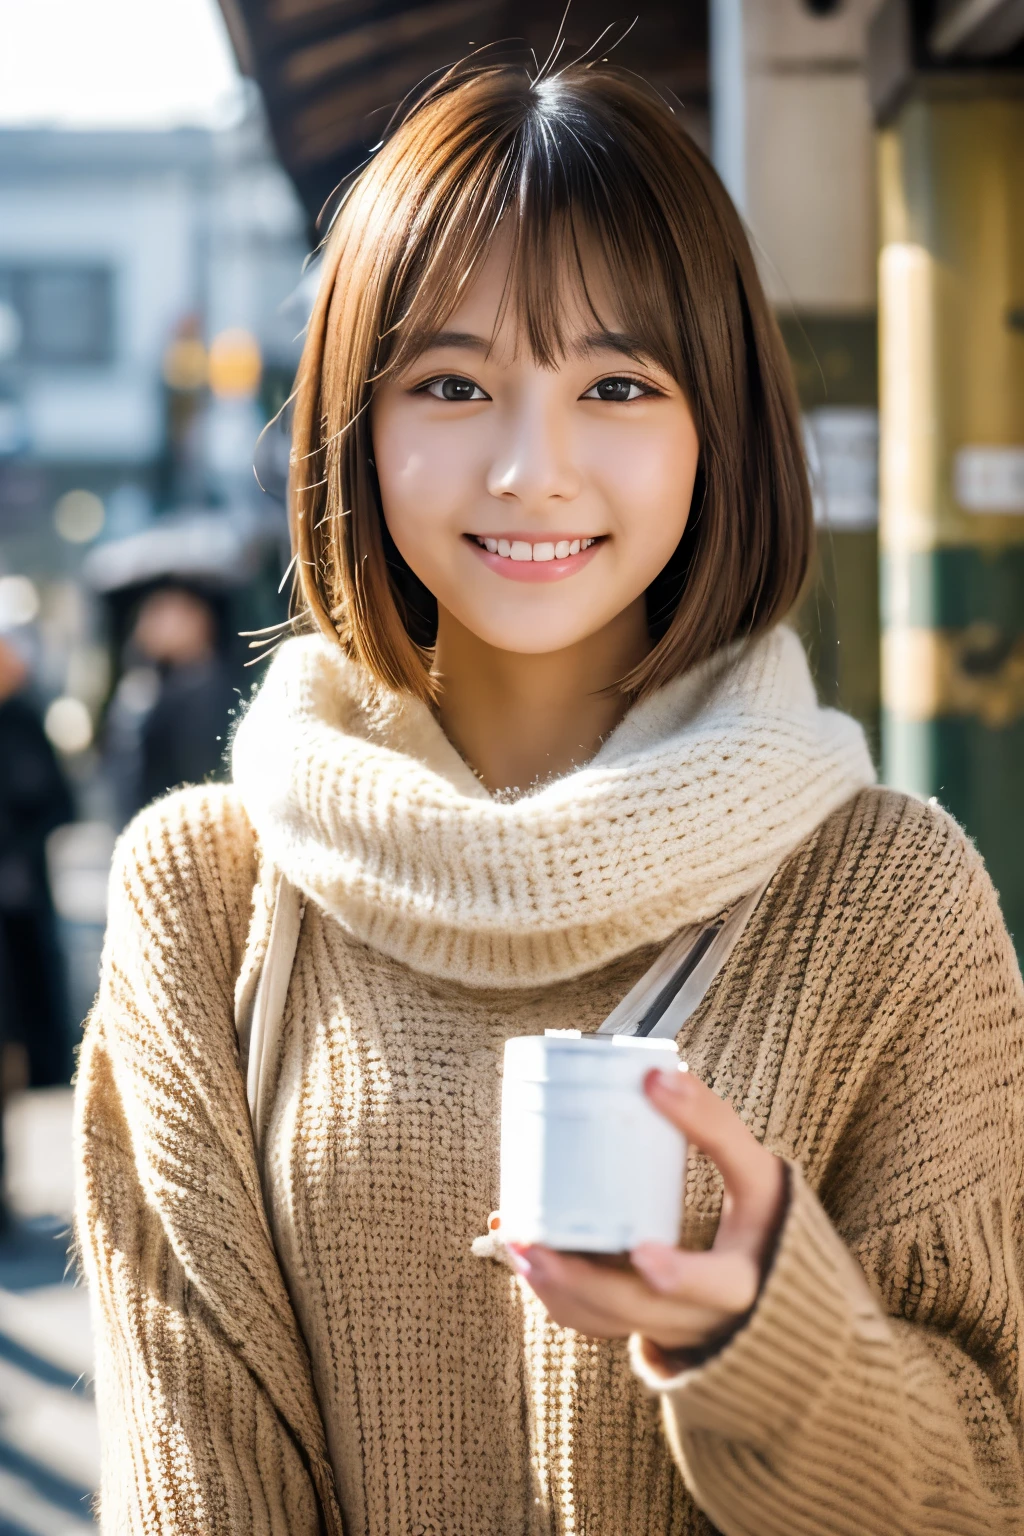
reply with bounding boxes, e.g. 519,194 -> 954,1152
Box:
507,1245 -> 532,1277
524,1246 -> 547,1277
509,1244 -> 548,1279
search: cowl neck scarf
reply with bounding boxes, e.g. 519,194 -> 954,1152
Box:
232,626 -> 875,989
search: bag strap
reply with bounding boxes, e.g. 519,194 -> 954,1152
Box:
235,874 -> 303,1156
596,876 -> 772,1041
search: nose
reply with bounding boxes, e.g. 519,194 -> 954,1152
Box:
485,394 -> 582,506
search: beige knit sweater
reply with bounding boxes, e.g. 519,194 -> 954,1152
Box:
74,628 -> 1024,1535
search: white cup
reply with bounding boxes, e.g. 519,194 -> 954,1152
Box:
498,1031 -> 687,1253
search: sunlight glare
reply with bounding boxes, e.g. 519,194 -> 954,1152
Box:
0,0 -> 245,130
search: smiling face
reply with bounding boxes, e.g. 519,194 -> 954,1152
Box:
293,66 -> 812,704
371,235 -> 701,660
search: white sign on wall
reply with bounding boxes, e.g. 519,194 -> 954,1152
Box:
954,446 -> 1024,514
805,407 -> 879,530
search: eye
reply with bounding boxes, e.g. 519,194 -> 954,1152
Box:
583,376 -> 656,403
422,374 -> 489,402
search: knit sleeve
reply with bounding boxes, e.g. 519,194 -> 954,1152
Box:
631,799 -> 1024,1536
73,785 -> 341,1535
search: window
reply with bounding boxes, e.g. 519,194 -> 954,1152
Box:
0,264 -> 115,365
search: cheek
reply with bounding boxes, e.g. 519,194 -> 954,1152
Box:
374,426 -> 439,533
374,428 -> 491,599
373,409 -> 479,534
596,419 -> 699,560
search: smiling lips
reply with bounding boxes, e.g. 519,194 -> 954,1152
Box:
466,533 -> 604,582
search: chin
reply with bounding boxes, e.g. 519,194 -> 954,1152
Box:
456,611 -> 601,657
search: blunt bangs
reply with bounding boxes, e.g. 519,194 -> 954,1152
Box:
289,62 -> 813,702
375,86 -> 682,387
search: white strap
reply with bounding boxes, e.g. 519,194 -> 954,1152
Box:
596,921 -> 704,1037
597,877 -> 771,1041
239,875 -> 303,1154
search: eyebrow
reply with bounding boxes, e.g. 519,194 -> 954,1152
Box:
574,329 -> 652,363
418,328 -> 655,364
419,330 -> 490,353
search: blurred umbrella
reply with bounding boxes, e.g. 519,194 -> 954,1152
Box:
81,507 -> 278,595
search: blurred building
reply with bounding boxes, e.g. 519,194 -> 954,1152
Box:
0,108 -> 306,575
0,102 -> 310,1030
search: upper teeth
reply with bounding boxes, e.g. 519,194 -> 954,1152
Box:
477,537 -> 596,561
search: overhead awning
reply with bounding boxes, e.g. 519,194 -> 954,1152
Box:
930,0 -> 1024,57
216,0 -> 708,225
868,0 -> 1024,123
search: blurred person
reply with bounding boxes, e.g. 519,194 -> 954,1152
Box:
0,635 -> 74,1092
75,62 -> 1024,1536
105,584 -> 236,824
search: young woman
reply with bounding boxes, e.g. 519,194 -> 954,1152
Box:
75,61 -> 1024,1536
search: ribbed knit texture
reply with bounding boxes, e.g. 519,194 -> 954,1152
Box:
74,633 -> 1024,1535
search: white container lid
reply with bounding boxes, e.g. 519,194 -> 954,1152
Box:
504,1031 -> 678,1086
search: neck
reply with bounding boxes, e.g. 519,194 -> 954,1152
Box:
432,600 -> 651,795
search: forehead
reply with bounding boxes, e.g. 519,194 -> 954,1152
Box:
425,229 -> 627,360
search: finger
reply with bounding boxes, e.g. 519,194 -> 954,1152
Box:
645,1066 -> 781,1211
629,1242 -> 759,1316
512,1247 -> 640,1323
512,1245 -> 756,1348
509,1246 -> 635,1337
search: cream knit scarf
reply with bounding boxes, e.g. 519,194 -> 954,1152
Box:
232,626 -> 875,989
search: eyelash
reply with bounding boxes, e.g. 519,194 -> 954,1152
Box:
582,376 -> 663,402
415,373 -> 664,402
417,375 -> 488,402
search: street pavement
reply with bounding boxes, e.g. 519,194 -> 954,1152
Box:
0,1089 -> 97,1535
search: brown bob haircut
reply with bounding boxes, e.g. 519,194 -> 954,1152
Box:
290,60 -> 812,702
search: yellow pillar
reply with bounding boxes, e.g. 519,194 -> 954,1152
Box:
879,87 -> 1024,952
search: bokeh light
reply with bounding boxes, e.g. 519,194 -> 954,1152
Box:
54,489 -> 106,544
44,695 -> 94,754
208,328 -> 262,399
162,335 -> 208,391
0,573 -> 40,627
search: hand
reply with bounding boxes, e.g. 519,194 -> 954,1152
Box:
507,1066 -> 788,1358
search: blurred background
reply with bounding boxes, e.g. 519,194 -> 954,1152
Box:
0,0 -> 1021,1529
